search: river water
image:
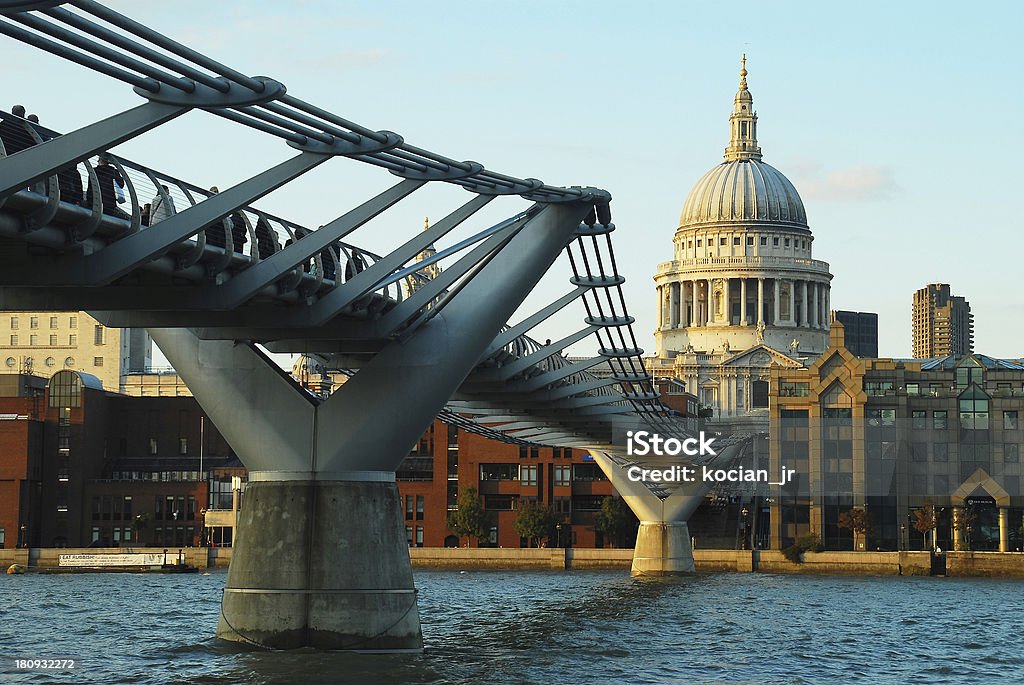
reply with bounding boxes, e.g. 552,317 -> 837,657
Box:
1,569 -> 1021,684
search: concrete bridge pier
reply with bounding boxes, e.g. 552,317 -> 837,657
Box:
631,521 -> 696,576
146,201 -> 591,650
219,475 -> 420,650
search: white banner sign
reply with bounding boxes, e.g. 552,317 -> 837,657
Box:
58,553 -> 167,567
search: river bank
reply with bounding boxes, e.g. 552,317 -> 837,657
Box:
5,546 -> 1024,577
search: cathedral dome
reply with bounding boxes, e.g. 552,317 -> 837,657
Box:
678,55 -> 808,231
679,159 -> 807,228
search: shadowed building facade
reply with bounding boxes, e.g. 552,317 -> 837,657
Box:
770,322 -> 1023,553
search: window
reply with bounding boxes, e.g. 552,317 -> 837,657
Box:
485,495 -> 516,511
760,237 -> 767,246
906,383 -> 920,396
30,316 -> 38,329
48,370 -> 82,408
696,239 -> 702,247
9,317 -> 17,330
751,380 -> 770,408
784,238 -> 790,247
933,411 -> 948,430
405,526 -> 413,546
912,410 -> 927,430
415,527 -> 424,547
747,236 -> 754,246
1004,411 -> 1019,430
719,237 -> 727,246
479,463 -> 518,481
94,324 -> 104,345
779,382 -> 809,397
49,334 -> 57,346
554,465 -> 572,486
733,237 -> 740,246
94,357 -> 104,367
149,438 -> 158,455
69,316 -> 77,329
864,380 -> 894,396
911,443 -> 928,462
50,316 -> 58,329
772,237 -> 779,246
416,495 -> 424,521
518,445 -> 528,459
1006,444 -> 1020,464
959,392 -> 990,430
29,335 -> 37,346
520,464 -> 538,486
572,463 -> 607,482
69,334 -> 76,346
9,335 -> 15,346
553,497 -> 571,515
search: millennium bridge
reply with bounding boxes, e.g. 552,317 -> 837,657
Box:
0,0 -> 749,650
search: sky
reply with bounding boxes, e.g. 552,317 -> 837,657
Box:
2,1 -> 1022,360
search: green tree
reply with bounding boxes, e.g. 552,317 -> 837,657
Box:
446,487 -> 487,547
954,506 -> 978,551
131,512 -> 151,546
594,496 -> 635,548
913,502 -> 937,551
513,501 -> 558,548
838,508 -> 872,551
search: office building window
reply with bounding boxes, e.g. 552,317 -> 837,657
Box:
911,411 -> 927,430
94,357 -> 104,367
1004,411 -> 1019,430
405,526 -> 413,546
69,316 -> 77,329
30,316 -> 38,329
933,411 -> 948,430
29,335 -> 38,346
9,317 -> 17,330
416,495 -> 424,521
520,464 -> 538,486
69,334 -> 77,346
1006,444 -> 1020,464
554,465 -> 572,486
49,334 -> 57,346
50,316 -> 58,329
9,335 -> 15,346
149,438 -> 158,455
933,443 -> 947,462
415,527 -> 424,547
179,438 -> 188,455
94,324 -> 104,345
405,495 -> 414,520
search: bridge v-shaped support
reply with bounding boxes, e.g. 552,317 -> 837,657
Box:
590,434 -> 751,577
145,200 -> 590,650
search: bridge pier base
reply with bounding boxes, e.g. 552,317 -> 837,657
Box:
631,521 -> 695,576
216,477 -> 421,651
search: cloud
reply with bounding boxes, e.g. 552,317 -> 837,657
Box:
788,161 -> 898,201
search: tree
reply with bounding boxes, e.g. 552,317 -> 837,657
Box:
953,506 -> 979,551
838,508 -> 872,551
446,487 -> 487,547
513,501 -> 558,548
131,512 -> 151,546
594,496 -> 635,548
912,502 -> 937,551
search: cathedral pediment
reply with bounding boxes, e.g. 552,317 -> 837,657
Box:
720,344 -> 802,369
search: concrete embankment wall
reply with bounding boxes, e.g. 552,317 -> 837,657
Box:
7,547 -> 1024,577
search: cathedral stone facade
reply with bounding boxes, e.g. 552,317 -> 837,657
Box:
647,58 -> 833,418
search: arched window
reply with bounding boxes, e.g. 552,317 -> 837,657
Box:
48,370 -> 82,408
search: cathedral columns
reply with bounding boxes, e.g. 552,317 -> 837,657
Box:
680,280 -> 689,327
787,279 -> 796,325
811,281 -> 819,328
669,282 -> 680,328
706,279 -> 714,325
740,278 -> 747,326
773,279 -> 780,325
801,280 -> 809,327
757,278 -> 765,329
723,277 -> 731,325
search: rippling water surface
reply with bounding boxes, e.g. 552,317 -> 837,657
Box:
1,569 -> 1022,684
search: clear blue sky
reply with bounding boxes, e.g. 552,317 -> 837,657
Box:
2,1 -> 1021,358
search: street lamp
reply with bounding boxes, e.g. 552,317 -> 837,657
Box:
740,506 -> 750,550
556,523 -> 563,549
19,524 -> 26,548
